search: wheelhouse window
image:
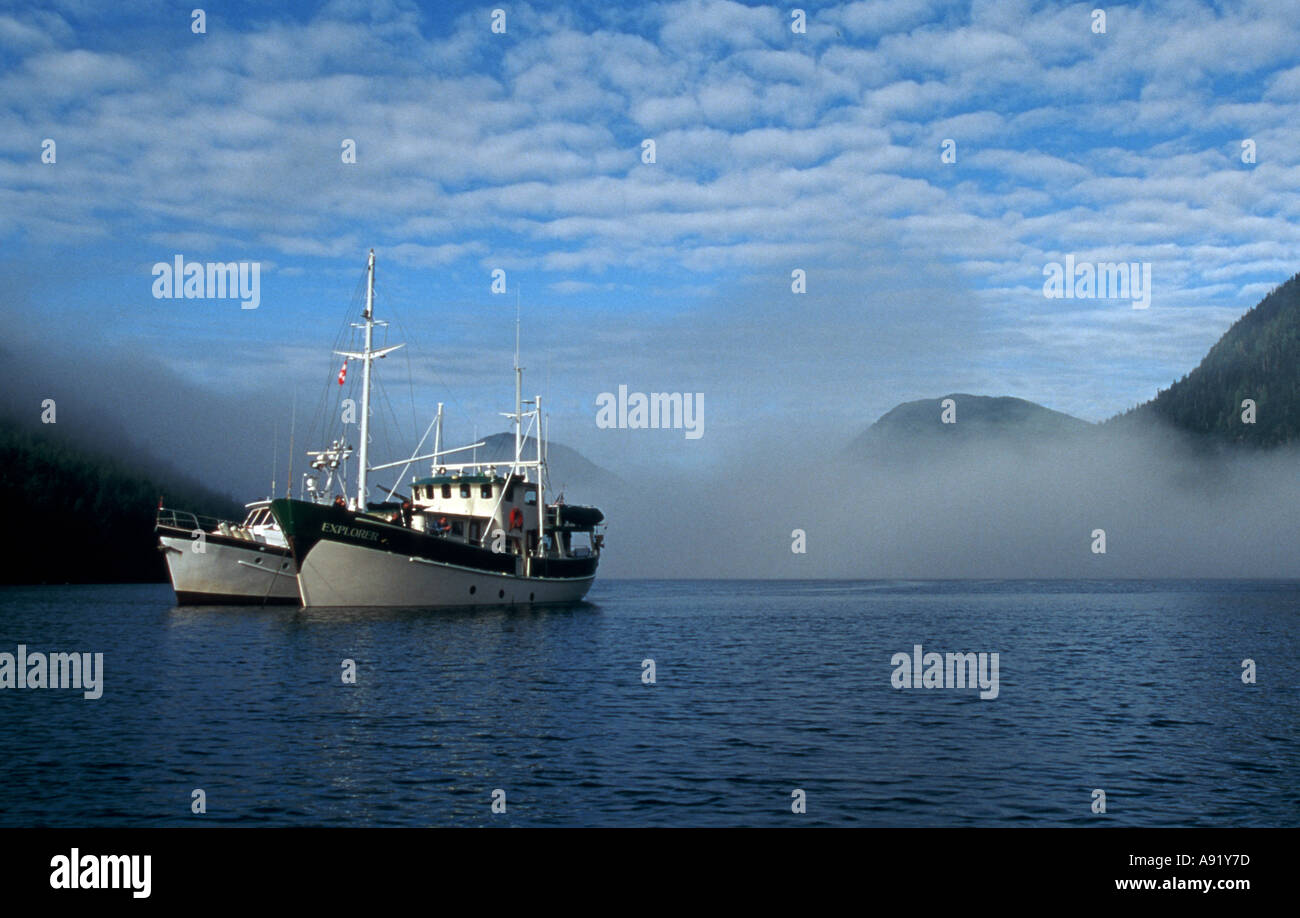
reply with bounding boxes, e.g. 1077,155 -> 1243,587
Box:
480,483 -> 492,498
459,484 -> 470,499
525,489 -> 537,506
441,484 -> 451,499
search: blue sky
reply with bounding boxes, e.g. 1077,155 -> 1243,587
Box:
2,0 -> 1298,484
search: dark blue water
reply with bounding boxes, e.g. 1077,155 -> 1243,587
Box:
0,580 -> 1296,826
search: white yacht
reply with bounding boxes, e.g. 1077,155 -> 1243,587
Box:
156,500 -> 298,604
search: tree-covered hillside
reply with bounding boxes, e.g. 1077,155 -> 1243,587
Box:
0,418 -> 242,584
1110,273 -> 1300,444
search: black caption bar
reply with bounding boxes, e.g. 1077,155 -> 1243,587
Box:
0,827 -> 1286,905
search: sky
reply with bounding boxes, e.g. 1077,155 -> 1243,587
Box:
2,0 -> 1298,496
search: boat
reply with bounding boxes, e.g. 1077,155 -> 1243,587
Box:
155,500 -> 299,604
155,429 -> 356,605
270,249 -> 605,608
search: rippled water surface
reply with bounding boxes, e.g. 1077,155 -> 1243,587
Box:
1,580 -> 1296,826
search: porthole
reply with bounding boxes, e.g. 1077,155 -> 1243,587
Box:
498,589 -> 505,599
469,585 -> 476,595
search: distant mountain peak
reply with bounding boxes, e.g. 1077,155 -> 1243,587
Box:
847,394 -> 1092,459
472,431 -> 623,493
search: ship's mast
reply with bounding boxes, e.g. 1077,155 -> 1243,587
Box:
334,249 -> 402,510
271,420 -> 277,499
357,248 -> 376,509
286,389 -> 296,498
513,287 -> 522,474
536,393 -> 544,555
434,402 -> 443,468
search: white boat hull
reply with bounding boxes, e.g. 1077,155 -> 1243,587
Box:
295,537 -> 594,608
159,531 -> 300,605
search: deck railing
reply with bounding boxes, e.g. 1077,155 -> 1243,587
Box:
156,507 -> 229,533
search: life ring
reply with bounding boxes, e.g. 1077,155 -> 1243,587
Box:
508,508 -> 524,530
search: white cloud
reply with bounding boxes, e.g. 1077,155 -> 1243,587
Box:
2,0 -> 1299,430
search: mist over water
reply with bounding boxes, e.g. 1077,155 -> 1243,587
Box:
599,429 -> 1300,579
7,315 -> 1299,580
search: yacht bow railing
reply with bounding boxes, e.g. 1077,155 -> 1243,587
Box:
156,508 -> 228,533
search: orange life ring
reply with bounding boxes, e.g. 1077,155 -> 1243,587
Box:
508,508 -> 524,530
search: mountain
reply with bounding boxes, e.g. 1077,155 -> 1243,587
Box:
847,394 -> 1092,460
851,273 -> 1300,458
0,417 -> 242,584
1108,272 -> 1300,445
470,432 -> 623,498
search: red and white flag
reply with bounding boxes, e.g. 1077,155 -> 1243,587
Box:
337,360 -> 348,385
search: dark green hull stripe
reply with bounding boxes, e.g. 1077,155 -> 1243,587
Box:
270,498 -> 598,580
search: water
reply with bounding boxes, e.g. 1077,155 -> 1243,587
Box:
0,580 -> 1296,826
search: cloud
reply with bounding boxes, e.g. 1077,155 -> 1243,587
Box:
1,0 -> 1298,459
